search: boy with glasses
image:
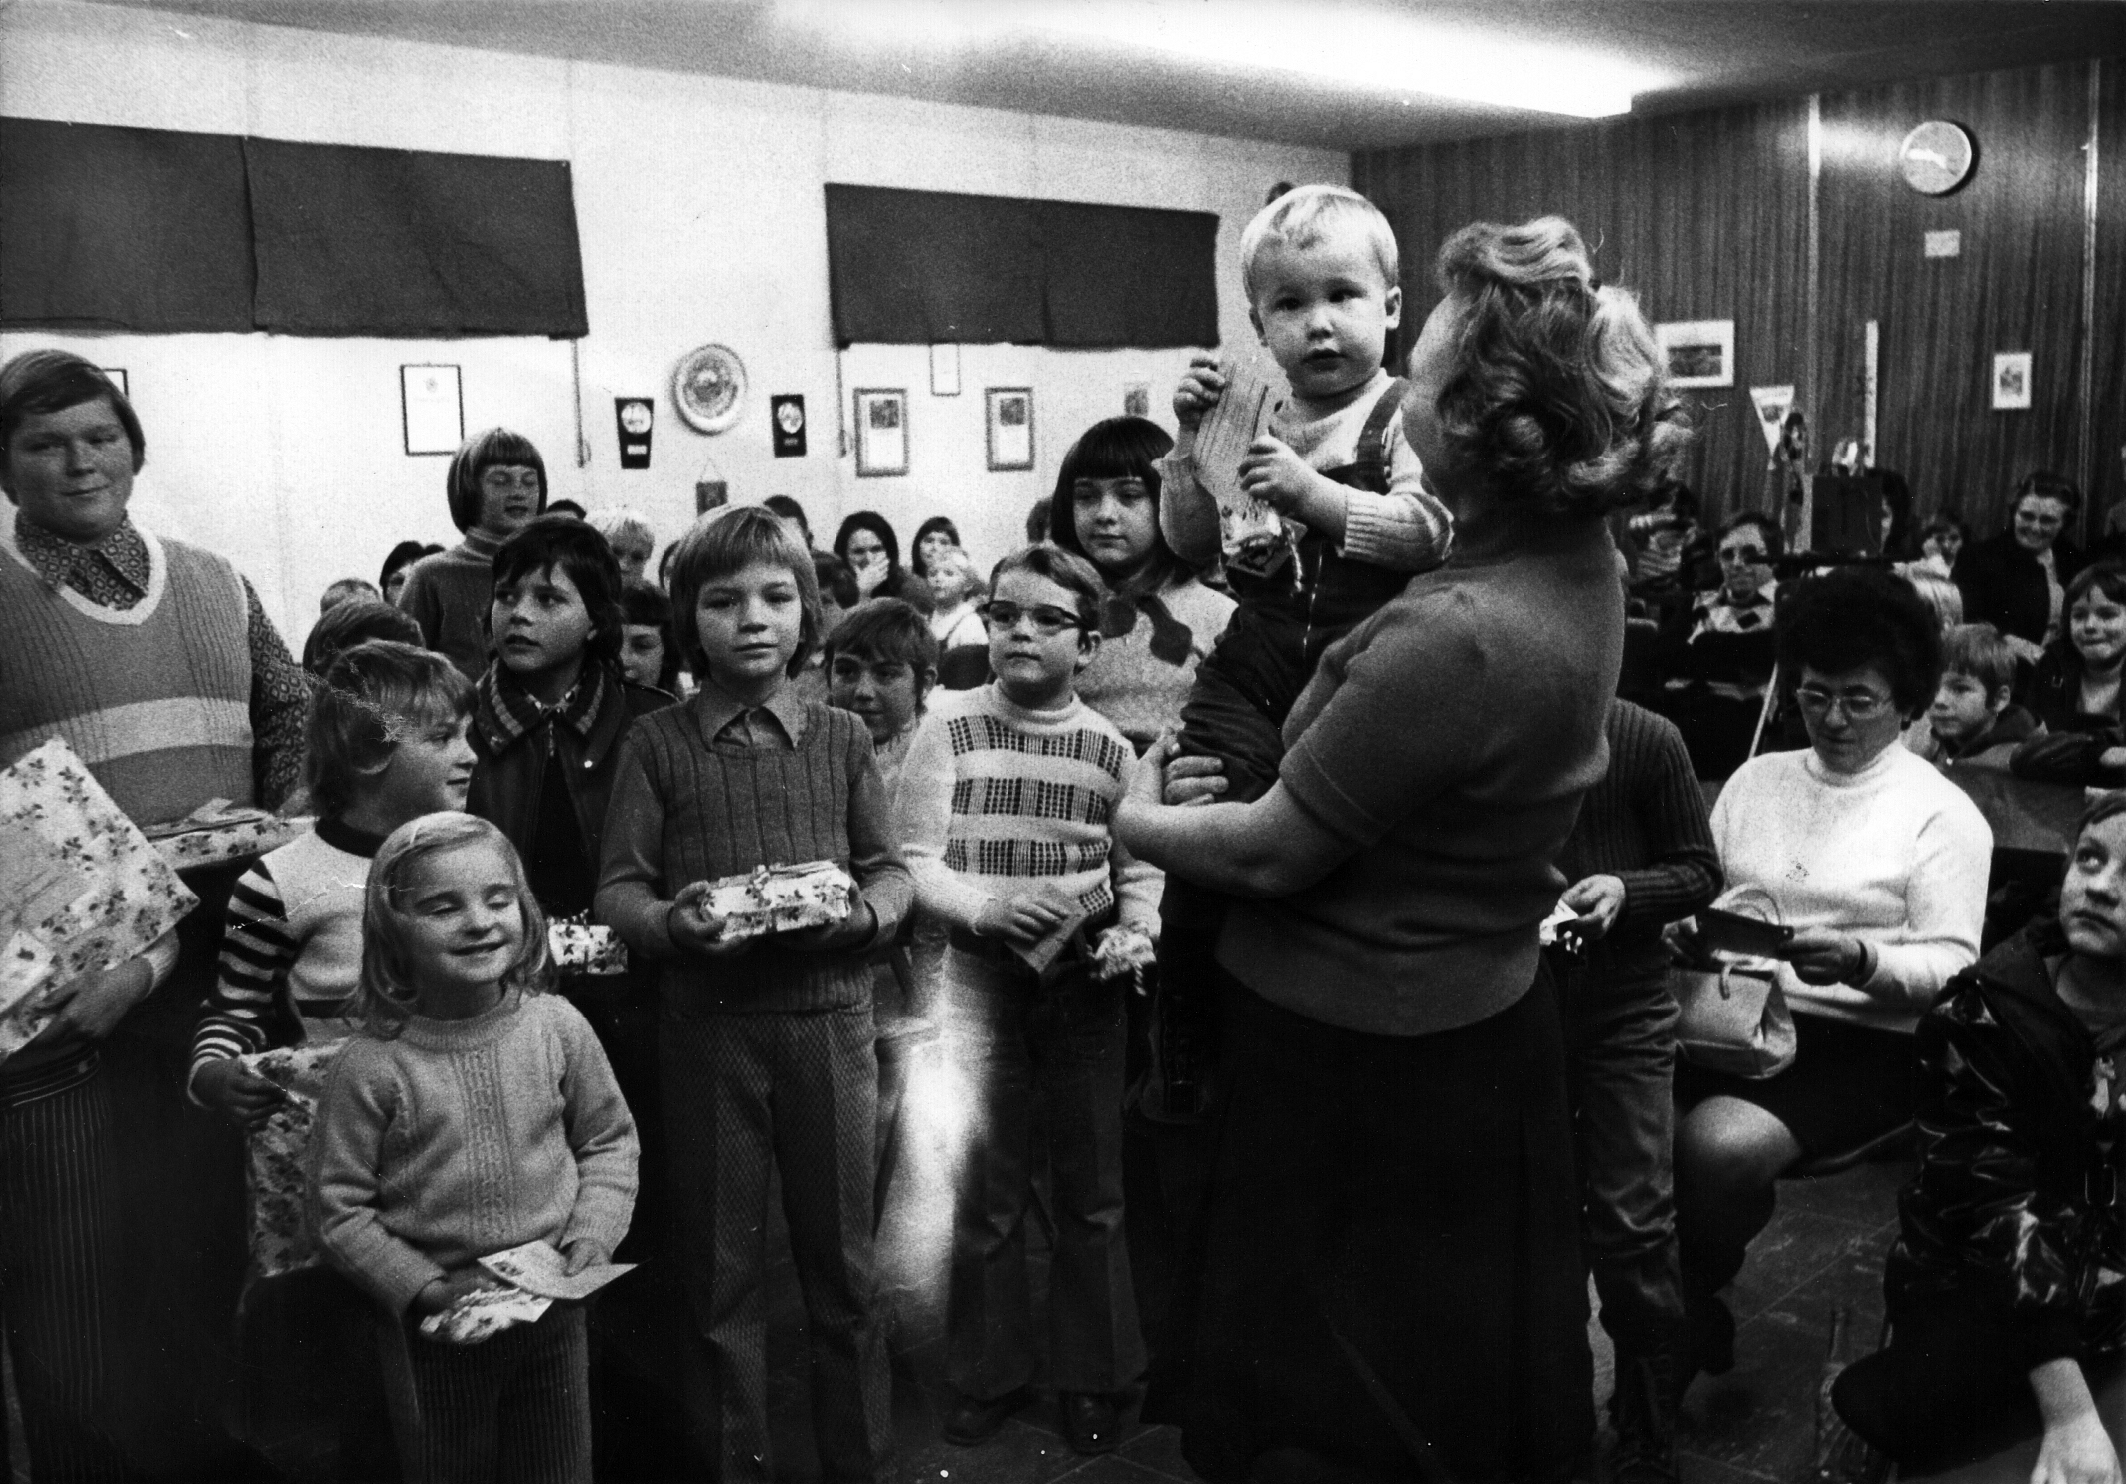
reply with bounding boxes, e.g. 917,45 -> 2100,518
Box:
895,545 -> 1158,1456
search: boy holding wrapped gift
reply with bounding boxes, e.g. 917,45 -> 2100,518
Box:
596,506 -> 912,1484
895,544 -> 1161,1456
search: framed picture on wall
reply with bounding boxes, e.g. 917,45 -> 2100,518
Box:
1654,321 -> 1734,389
986,387 -> 1034,471
1991,352 -> 2032,411
401,364 -> 464,456
853,388 -> 908,476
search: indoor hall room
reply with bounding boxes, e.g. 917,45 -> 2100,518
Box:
1,3 -> 2124,1483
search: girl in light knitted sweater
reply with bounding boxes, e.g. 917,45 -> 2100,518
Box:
312,813 -> 637,1484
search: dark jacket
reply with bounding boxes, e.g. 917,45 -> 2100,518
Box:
1884,923 -> 2126,1369
467,667 -> 675,912
1954,532 -> 2085,648
2009,644 -> 2124,787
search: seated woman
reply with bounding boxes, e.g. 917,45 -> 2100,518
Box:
1672,567 -> 1993,1381
1820,792 -> 2126,1484
1653,511 -> 1781,778
2012,561 -> 2126,789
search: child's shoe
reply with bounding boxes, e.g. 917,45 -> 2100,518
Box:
1060,1392 -> 1122,1455
942,1386 -> 1030,1446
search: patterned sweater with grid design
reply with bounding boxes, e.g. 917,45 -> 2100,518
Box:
896,683 -> 1161,938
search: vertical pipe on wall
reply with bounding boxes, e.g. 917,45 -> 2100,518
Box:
1804,94 -> 1822,424
2077,59 -> 2101,528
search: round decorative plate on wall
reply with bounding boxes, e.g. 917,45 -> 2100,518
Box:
672,344 -> 747,434
1899,121 -> 1975,195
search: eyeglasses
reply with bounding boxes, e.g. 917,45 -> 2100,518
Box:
977,600 -> 1085,636
1717,545 -> 1767,565
1794,685 -> 1893,720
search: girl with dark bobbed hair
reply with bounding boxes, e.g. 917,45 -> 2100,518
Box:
1671,566 -> 1992,1388
1117,216 -> 1685,1481
1049,416 -> 1234,750
396,427 -> 550,678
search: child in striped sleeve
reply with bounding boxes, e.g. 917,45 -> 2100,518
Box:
895,544 -> 1159,1456
190,641 -> 475,1124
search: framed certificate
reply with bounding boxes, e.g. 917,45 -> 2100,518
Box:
986,387 -> 1033,472
401,364 -> 464,456
853,388 -> 908,477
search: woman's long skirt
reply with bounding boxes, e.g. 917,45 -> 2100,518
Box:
1180,963 -> 1593,1484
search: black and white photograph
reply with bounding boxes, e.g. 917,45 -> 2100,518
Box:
2,4 -> 2124,1484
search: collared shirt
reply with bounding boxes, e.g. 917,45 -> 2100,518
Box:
15,512 -> 152,606
692,677 -> 811,752
12,510 -> 311,808
477,662 -> 609,753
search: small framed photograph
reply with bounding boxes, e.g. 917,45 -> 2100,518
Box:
986,387 -> 1034,472
929,344 -> 961,397
1991,352 -> 2032,411
1654,320 -> 1735,389
100,367 -> 129,397
852,388 -> 908,477
401,364 -> 464,456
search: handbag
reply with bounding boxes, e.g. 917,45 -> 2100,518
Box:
1672,962 -> 1797,1079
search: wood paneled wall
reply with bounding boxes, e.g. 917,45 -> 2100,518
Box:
1354,57 -> 2124,543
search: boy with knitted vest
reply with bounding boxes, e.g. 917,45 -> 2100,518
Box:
896,544 -> 1159,1456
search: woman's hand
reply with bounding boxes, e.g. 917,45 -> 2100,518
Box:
1560,874 -> 1627,941
668,883 -> 748,958
852,554 -> 889,597
1782,928 -> 1869,985
2005,633 -> 2046,666
1164,754 -> 1229,806
192,1059 -> 287,1131
1172,354 -> 1226,431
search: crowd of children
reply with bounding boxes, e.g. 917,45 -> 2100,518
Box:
7,178 -> 2124,1484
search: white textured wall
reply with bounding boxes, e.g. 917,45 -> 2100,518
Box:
0,0 -> 1345,640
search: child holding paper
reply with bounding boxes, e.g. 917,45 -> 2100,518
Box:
1160,183 -> 1453,802
595,506 -> 912,1484
310,812 -> 638,1484
895,544 -> 1160,1456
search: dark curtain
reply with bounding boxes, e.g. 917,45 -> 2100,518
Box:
825,184 -> 1045,346
246,138 -> 587,337
1,118 -> 253,332
825,183 -> 1218,349
1037,200 -> 1217,349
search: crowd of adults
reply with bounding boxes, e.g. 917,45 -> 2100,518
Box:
1,263 -> 2122,1484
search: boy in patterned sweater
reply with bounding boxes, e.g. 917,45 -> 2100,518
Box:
896,544 -> 1160,1457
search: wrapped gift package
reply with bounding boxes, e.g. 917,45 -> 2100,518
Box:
147,801 -> 311,873
0,738 -> 199,1061
240,1042 -> 346,1279
702,862 -> 853,943
548,916 -> 628,976
419,1284 -> 552,1346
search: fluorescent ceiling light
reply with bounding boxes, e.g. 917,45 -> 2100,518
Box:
772,0 -> 1653,118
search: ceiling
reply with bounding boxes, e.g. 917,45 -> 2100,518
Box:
91,0 -> 2126,149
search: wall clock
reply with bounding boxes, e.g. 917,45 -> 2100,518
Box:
1899,121 -> 1975,195
672,344 -> 747,434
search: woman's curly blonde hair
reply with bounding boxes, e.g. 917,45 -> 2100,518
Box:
1432,216 -> 1688,517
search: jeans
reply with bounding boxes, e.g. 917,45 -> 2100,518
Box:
1556,949 -> 1687,1358
945,947 -> 1145,1399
